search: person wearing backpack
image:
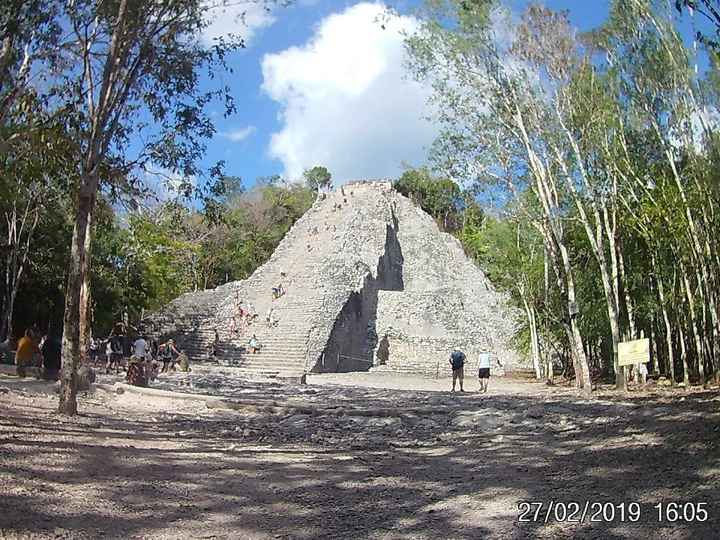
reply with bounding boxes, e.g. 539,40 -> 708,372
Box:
449,349 -> 466,392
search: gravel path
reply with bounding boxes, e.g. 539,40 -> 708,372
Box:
0,371 -> 718,539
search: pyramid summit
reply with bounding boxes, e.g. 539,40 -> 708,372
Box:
144,181 -> 521,378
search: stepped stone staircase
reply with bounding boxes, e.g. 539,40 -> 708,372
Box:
143,181 -> 521,381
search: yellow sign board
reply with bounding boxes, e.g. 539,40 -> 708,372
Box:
618,338 -> 650,367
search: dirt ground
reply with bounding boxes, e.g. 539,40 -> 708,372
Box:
0,369 -> 719,539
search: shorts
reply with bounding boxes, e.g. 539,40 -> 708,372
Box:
452,366 -> 464,382
478,368 -> 490,379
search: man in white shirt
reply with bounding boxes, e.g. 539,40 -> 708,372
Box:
478,351 -> 492,393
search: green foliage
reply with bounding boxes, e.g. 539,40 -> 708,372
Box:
394,168 -> 472,232
88,180 -> 314,335
303,166 -> 333,192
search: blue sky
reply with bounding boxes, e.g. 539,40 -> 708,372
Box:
195,1 -> 613,190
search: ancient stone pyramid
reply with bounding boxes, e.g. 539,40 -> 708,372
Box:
144,181 -> 520,378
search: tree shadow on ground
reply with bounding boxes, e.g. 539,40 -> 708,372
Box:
0,385 -> 718,539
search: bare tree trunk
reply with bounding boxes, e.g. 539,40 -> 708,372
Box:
0,287 -> 17,342
681,266 -> 705,385
59,185 -> 97,415
655,269 -> 676,386
650,322 -> 659,374
677,311 -> 690,387
616,238 -> 637,338
531,306 -> 542,379
523,299 -> 542,380
79,210 -> 93,364
555,240 -> 591,393
606,226 -> 626,390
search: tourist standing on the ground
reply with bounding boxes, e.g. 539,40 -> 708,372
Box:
89,337 -> 99,364
108,331 -> 124,374
15,329 -> 39,378
122,332 -> 132,364
637,361 -> 648,386
160,339 -> 180,372
105,338 -> 113,369
449,349 -> 465,392
133,335 -> 148,361
478,351 -> 491,393
41,333 -> 61,380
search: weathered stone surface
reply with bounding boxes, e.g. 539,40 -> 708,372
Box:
142,181 -> 522,379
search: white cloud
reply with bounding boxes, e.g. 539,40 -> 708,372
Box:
202,1 -> 276,46
261,2 -> 437,183
219,125 -> 256,142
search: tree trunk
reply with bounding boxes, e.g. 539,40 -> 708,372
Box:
558,242 -> 591,393
681,267 -> 705,385
529,305 -> 541,380
59,186 -> 97,415
656,275 -> 676,386
650,322 -> 659,374
677,311 -> 690,387
0,288 -> 17,343
531,306 -> 542,379
658,296 -> 676,386
616,238 -> 637,338
79,210 -> 94,364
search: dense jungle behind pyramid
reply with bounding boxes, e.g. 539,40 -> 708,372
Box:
143,181 -> 521,379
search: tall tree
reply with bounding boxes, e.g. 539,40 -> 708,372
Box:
55,0 -> 252,415
303,166 -> 332,193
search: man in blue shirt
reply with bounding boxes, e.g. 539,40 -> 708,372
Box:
449,350 -> 466,392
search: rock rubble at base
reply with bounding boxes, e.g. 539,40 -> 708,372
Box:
133,372 -> 610,450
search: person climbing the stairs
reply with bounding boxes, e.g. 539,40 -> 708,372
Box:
265,307 -> 278,327
208,329 -> 220,360
272,283 -> 285,300
248,334 -> 261,354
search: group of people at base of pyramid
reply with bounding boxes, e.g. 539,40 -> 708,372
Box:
90,323 -> 191,388
448,349 -> 500,393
